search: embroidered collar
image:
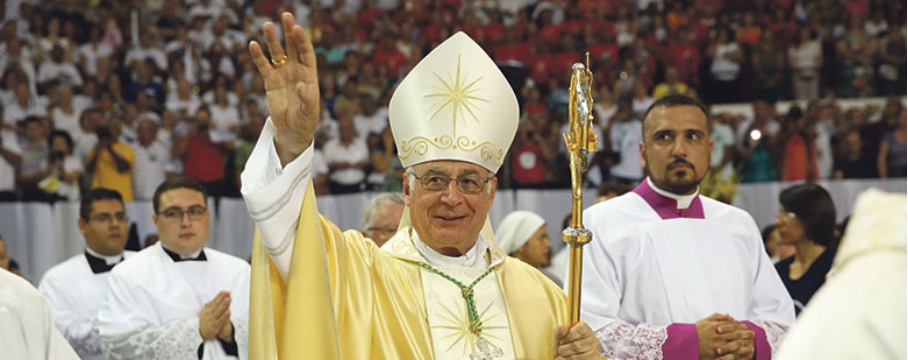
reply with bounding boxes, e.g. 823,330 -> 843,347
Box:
412,231 -> 489,269
632,177 -> 705,219
383,226 -> 506,268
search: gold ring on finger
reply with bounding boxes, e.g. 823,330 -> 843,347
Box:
271,55 -> 288,68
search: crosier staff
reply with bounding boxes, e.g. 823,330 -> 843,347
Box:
562,53 -> 598,325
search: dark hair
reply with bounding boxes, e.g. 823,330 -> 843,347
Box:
79,108 -> 99,124
23,116 -> 43,126
761,224 -> 776,244
48,130 -> 74,152
779,184 -> 837,248
80,188 -> 124,220
153,176 -> 208,213
761,224 -> 776,257
641,94 -> 710,136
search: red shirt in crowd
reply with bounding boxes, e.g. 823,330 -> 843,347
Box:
664,41 -> 701,86
511,143 -> 547,185
737,27 -> 762,46
373,47 -> 409,77
588,42 -> 619,70
182,133 -> 225,183
494,42 -> 533,63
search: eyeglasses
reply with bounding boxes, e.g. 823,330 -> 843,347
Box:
777,212 -> 797,220
159,206 -> 208,221
366,226 -> 398,238
409,173 -> 493,194
89,213 -> 128,224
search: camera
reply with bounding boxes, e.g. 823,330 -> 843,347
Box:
96,127 -> 113,140
49,151 -> 66,162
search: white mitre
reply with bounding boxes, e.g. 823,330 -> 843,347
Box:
389,31 -> 518,172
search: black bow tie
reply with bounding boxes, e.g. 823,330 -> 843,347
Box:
84,252 -> 123,274
162,246 -> 207,262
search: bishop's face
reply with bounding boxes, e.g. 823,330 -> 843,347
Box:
153,188 -> 210,256
404,160 -> 496,256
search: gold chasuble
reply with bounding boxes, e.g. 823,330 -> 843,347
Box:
249,182 -> 569,359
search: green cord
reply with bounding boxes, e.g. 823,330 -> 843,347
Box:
416,262 -> 498,335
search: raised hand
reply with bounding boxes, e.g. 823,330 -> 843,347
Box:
248,12 -> 321,166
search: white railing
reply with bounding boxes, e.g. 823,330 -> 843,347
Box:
1,179 -> 904,283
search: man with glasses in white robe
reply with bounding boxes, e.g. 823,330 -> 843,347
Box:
97,177 -> 250,359
39,188 -> 135,360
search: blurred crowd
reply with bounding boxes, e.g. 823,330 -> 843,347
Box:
0,0 -> 904,201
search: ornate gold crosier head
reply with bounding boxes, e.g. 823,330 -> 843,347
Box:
562,53 -> 599,246
562,53 -> 598,325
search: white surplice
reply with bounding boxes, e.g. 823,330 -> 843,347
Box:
97,242 -> 250,360
0,268 -> 80,360
38,249 -> 135,360
580,180 -> 795,359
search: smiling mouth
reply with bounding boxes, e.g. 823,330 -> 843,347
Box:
436,215 -> 466,221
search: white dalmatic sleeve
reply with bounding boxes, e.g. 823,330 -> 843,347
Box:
240,117 -> 313,280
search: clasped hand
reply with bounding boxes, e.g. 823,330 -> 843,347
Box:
696,313 -> 755,360
198,291 -> 233,341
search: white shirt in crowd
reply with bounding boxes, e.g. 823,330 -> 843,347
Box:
37,61 -> 84,87
632,96 -> 654,116
0,129 -> 22,192
609,119 -> 644,180
132,141 -> 173,200
2,96 -> 48,126
594,103 -> 618,130
73,130 -> 99,163
78,42 -> 114,77
208,103 -> 242,143
312,148 -> 329,180
166,95 -> 203,119
710,42 -> 741,81
788,40 -> 821,71
322,137 -> 369,186
710,121 -> 737,179
814,118 -> 835,179
352,107 -> 389,140
52,107 -> 83,138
